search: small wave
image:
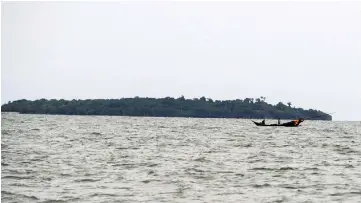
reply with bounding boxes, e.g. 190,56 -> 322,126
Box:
268,197 -> 288,203
318,161 -> 331,166
252,183 -> 271,188
279,184 -> 298,189
90,193 -> 118,197
303,167 -> 319,171
192,174 -> 213,180
112,163 -> 136,169
248,159 -> 263,163
216,171 -> 234,174
42,177 -> 52,181
31,128 -> 40,131
141,179 -> 160,184
30,158 -> 46,162
74,178 -> 100,183
251,167 -> 274,171
207,126 -> 221,129
345,164 -> 354,168
40,200 -> 68,203
116,147 -> 129,150
116,187 -> 132,190
40,197 -> 82,203
322,129 -> 337,133
84,173 -> 97,177
250,167 -> 296,171
147,163 -> 158,167
1,191 -> 39,200
330,191 -> 361,196
9,183 -> 31,187
2,175 -> 33,180
334,145 -> 358,152
2,191 -> 15,196
8,169 -> 34,174
191,168 -> 205,173
193,157 -> 208,162
2,130 -> 10,135
279,167 -> 296,171
203,150 -> 216,154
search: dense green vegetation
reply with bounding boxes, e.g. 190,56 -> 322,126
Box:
1,96 -> 332,120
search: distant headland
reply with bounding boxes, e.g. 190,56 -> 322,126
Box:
1,96 -> 332,120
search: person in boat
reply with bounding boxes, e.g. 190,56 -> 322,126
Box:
278,118 -> 304,126
278,118 -> 281,125
261,119 -> 265,125
291,118 -> 305,126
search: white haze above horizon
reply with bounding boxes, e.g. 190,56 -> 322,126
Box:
1,1 -> 361,121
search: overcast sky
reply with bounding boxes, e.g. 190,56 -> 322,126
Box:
2,1 -> 361,121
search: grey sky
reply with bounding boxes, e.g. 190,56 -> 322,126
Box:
2,1 -> 361,121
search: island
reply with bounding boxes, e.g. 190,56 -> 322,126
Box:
1,96 -> 332,120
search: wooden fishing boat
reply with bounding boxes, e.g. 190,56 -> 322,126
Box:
252,120 -> 302,127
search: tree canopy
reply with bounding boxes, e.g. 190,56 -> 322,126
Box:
1,96 -> 332,120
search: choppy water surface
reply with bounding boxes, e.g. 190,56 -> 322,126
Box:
2,113 -> 361,202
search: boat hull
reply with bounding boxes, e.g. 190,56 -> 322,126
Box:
252,121 -> 299,127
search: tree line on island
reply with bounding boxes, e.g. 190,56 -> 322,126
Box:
1,96 -> 332,120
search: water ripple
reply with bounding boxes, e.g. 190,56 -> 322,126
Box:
2,114 -> 361,202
